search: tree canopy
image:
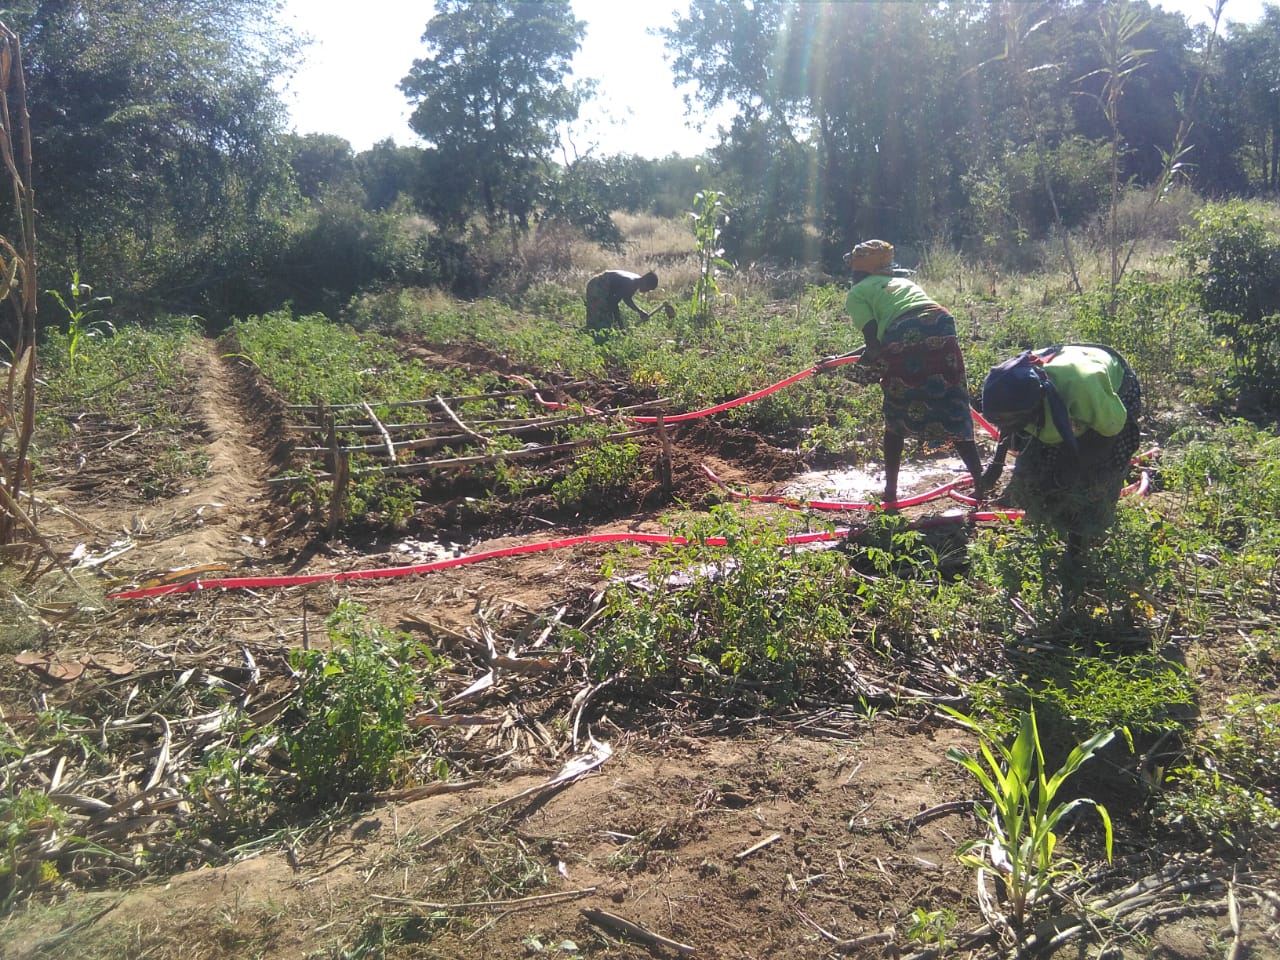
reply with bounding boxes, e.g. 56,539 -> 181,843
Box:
6,0 -> 300,318
4,0 -> 1279,325
662,0 -> 1280,263
399,0 -> 588,232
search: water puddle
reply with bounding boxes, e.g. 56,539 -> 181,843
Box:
391,538 -> 467,563
782,456 -> 969,502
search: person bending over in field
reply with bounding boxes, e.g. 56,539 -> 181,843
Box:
979,343 -> 1142,558
584,269 -> 661,333
817,239 -> 988,510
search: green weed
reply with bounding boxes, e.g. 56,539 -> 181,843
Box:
966,651 -> 1195,763
346,289 -> 604,379
903,905 -> 957,949
281,601 -> 442,802
1157,694 -> 1280,850
1035,654 -> 1194,744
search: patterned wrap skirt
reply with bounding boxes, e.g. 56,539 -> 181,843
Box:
1001,345 -> 1143,541
878,306 -> 976,443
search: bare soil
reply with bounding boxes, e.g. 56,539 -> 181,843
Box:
3,337 -> 1276,960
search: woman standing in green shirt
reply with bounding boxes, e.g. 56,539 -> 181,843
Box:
819,239 -> 988,509
979,343 -> 1143,556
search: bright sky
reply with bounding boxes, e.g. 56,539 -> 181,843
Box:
277,0 -> 1269,158
277,0 -> 729,158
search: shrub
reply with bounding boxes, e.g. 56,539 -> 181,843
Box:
1157,695 -> 1280,850
590,506 -> 850,697
1072,272 -> 1212,397
1176,200 -> 1280,395
281,601 -> 437,801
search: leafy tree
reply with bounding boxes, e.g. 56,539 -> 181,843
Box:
710,116 -> 818,263
399,0 -> 588,237
664,2 -> 996,254
539,157 -> 624,247
6,0 -> 299,320
663,0 -> 1235,266
286,133 -> 361,203
355,139 -> 426,212
1216,6 -> 1280,190
584,153 -> 707,219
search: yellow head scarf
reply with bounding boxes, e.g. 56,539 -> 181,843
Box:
847,239 -> 894,275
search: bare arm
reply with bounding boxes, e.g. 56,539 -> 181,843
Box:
859,320 -> 882,362
981,436 -> 1012,490
620,292 -> 651,319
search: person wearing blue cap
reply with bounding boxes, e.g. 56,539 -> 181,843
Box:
817,239 -> 988,509
979,344 -> 1142,556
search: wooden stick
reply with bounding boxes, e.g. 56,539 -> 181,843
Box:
285,380 -> 594,412
373,887 -> 596,912
901,799 -> 975,829
361,402 -> 397,460
734,832 -> 782,860
794,909 -> 895,953
434,394 -> 490,447
654,410 -> 673,492
0,479 -> 83,588
326,415 -> 348,539
581,907 -> 696,955
291,399 -> 671,439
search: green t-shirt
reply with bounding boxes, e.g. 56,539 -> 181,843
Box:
844,275 -> 937,341
1031,346 -> 1128,444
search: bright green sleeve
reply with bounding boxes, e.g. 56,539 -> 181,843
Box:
844,283 -> 878,339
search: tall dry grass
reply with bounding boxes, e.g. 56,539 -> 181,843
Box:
508,212 -> 701,303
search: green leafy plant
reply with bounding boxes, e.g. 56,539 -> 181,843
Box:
1176,200 -> 1280,394
688,187 -> 733,323
281,601 -> 438,802
1156,767 -> 1280,852
0,787 -> 66,910
943,707 -> 1115,929
1157,694 -> 1280,850
904,905 -> 957,949
347,472 -> 418,528
46,271 -> 113,369
1033,653 -> 1195,745
591,505 -> 849,696
552,440 -> 642,508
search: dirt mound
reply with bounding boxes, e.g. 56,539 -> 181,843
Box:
679,418 -> 801,481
